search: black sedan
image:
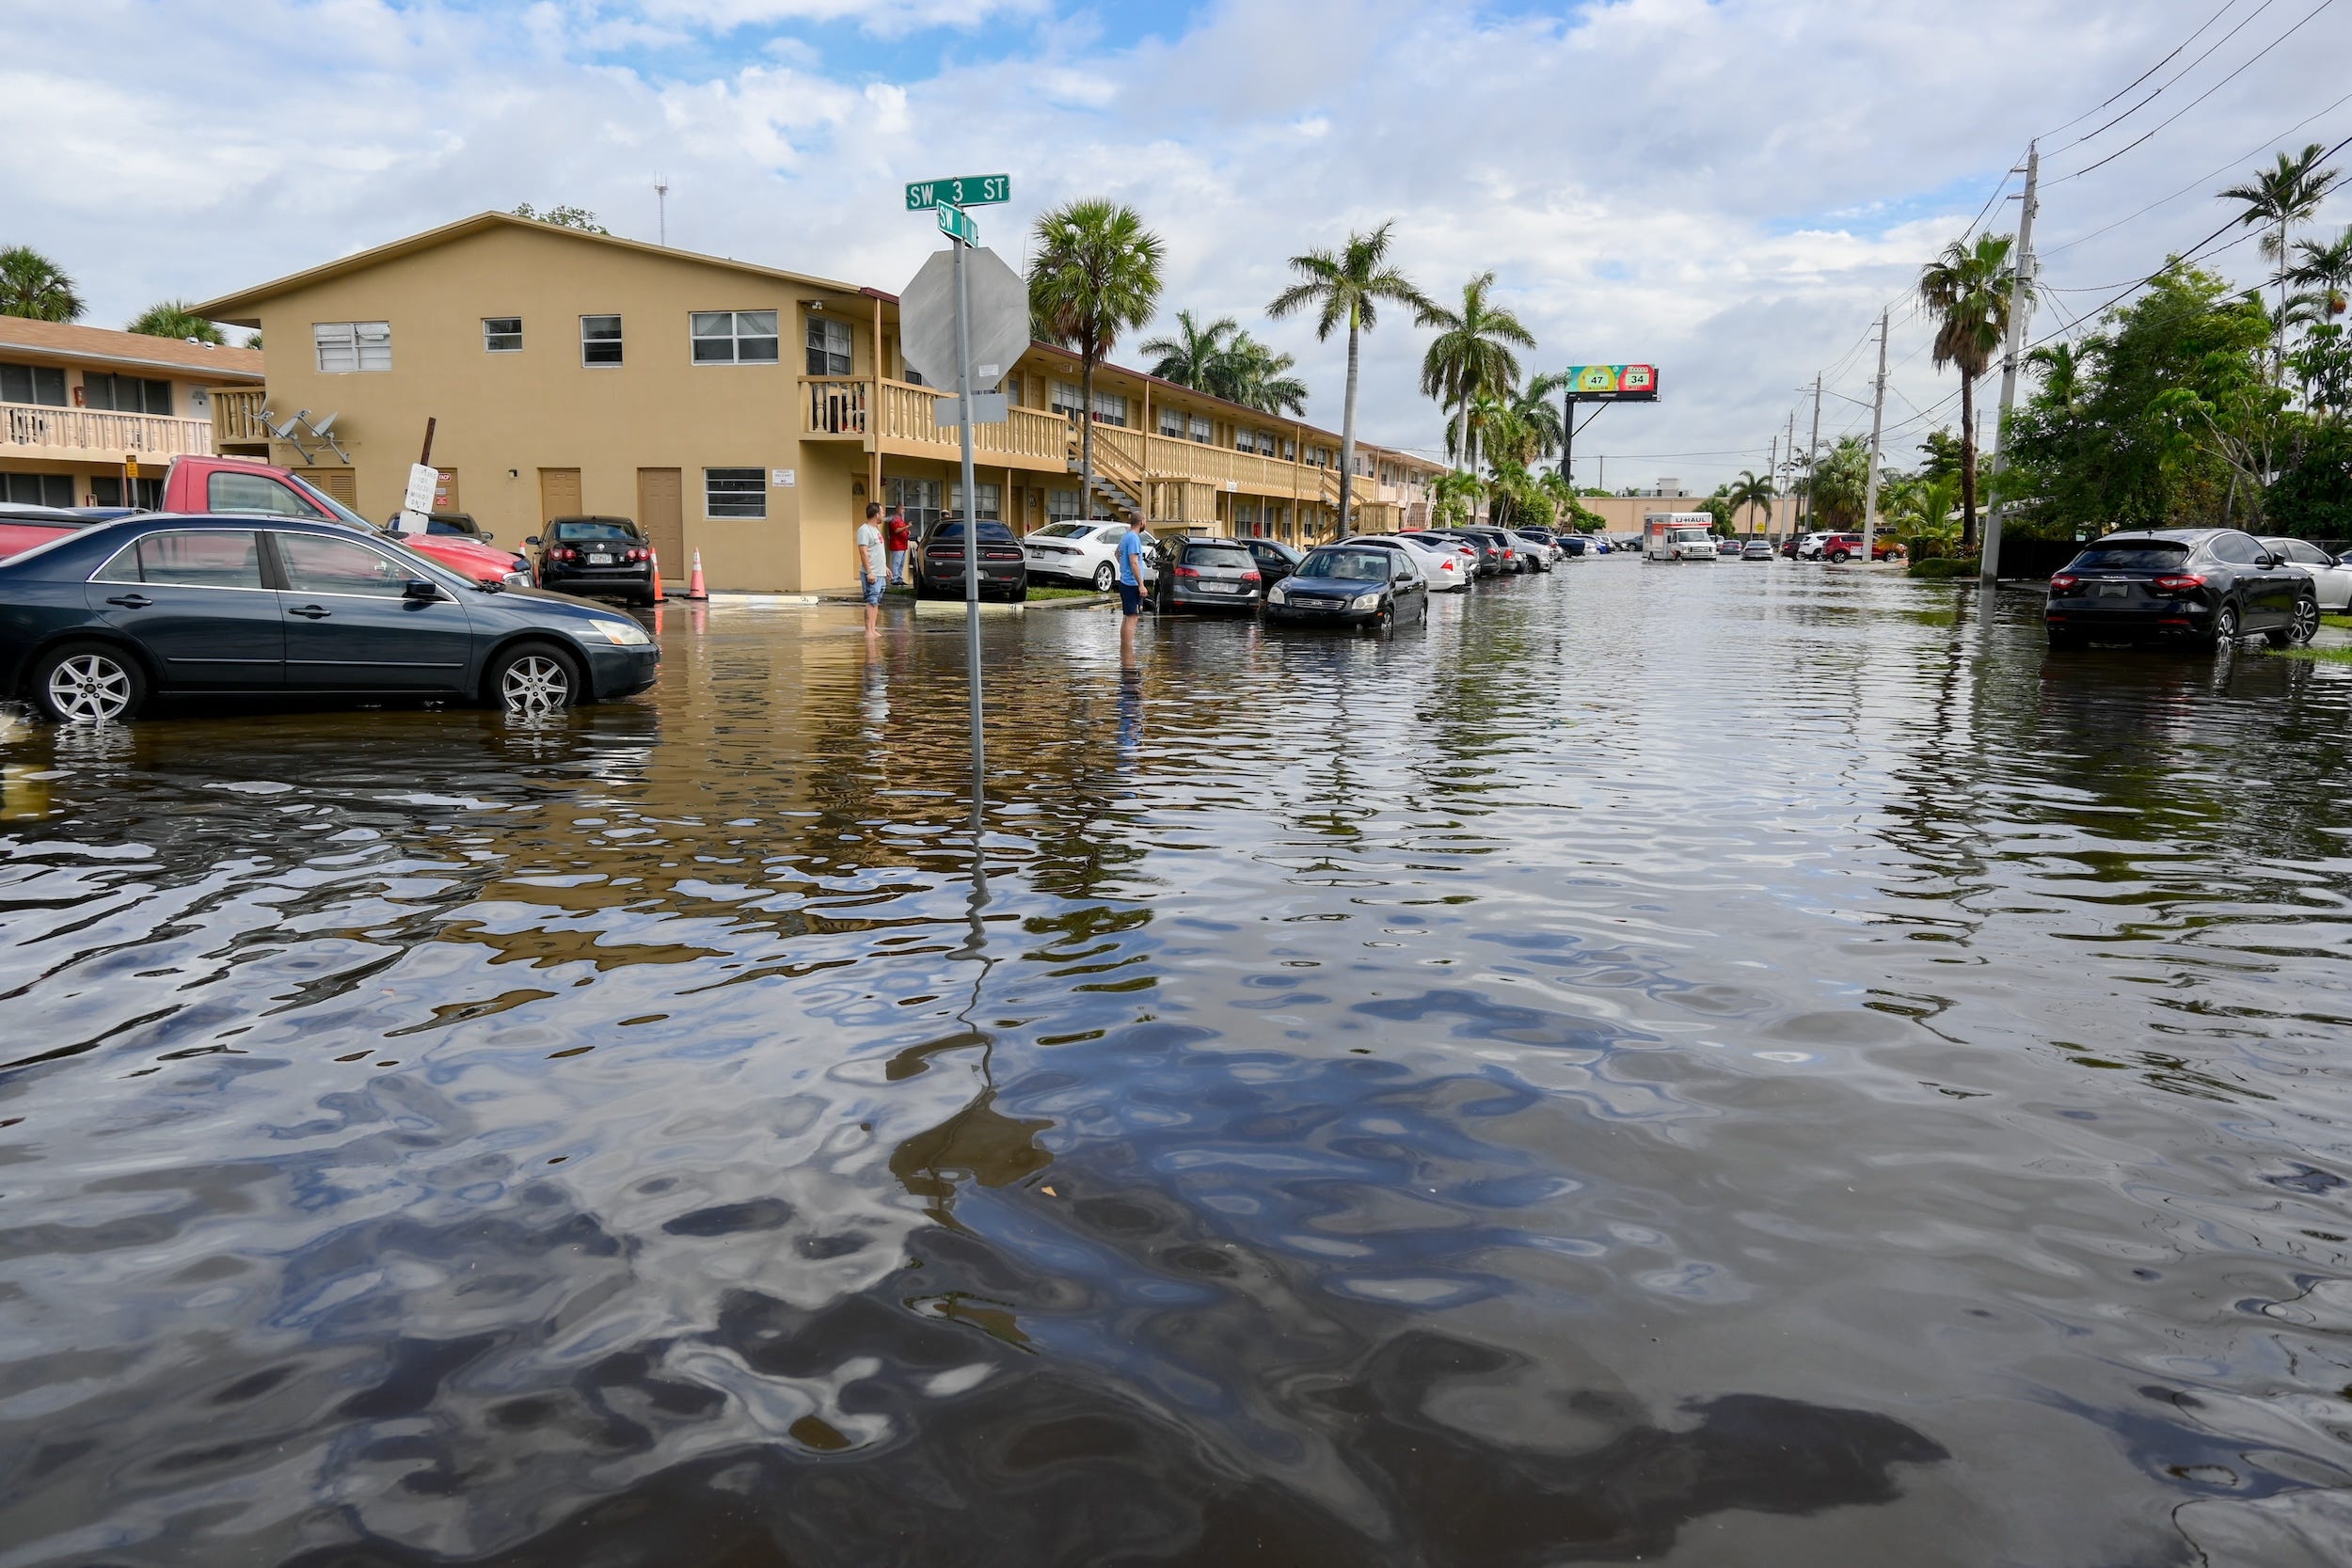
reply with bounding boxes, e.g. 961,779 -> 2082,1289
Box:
1238,536 -> 1305,592
2,513 -> 659,722
1263,544 -> 1429,629
1157,537 -> 1263,613
916,517 -> 1028,601
2046,528 -> 2319,650
527,516 -> 657,606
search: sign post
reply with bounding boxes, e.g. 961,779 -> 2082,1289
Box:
902,174 -> 1023,837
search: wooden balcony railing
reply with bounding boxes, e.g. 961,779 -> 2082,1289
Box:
207,388 -> 268,448
804,375 -> 868,438
3,402 -> 215,459
871,379 -> 1070,464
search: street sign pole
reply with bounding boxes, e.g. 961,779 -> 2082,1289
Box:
952,226 -> 986,832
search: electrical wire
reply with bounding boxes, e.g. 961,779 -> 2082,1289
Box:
2047,0 -> 2278,152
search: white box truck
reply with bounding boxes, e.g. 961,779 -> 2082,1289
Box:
1643,512 -> 1720,562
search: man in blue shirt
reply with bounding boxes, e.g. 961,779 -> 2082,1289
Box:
1115,525 -> 1148,654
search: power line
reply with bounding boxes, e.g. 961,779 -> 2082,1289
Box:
2045,0 -> 2337,187
2048,0 -> 2279,152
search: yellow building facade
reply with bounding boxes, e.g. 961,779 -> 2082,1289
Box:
196,213 -> 1442,592
0,320 -> 263,509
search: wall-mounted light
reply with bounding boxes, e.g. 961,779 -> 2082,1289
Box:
508,468 -> 518,478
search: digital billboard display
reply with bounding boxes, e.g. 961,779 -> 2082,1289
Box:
1563,364 -> 1659,402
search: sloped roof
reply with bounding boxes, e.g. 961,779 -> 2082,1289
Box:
192,211 -> 866,327
0,317 -> 264,381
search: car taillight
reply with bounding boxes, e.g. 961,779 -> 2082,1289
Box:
1241,570 -> 1261,583
1176,566 -> 1200,579
2050,574 -> 2078,591
555,547 -> 577,562
2153,573 -> 2206,592
628,547 -> 649,562
1502,548 -> 1515,559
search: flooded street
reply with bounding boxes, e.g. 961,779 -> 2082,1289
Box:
9,560 -> 2352,1566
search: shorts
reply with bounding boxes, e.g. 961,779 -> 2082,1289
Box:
1119,581 -> 1143,616
860,575 -> 884,606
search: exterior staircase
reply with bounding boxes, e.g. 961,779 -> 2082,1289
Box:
1068,427 -> 1147,525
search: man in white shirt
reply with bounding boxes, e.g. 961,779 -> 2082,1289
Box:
854,502 -> 886,636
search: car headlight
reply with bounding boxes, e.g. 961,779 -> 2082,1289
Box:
503,570 -> 533,588
1266,583 -> 1286,603
1352,592 -> 1384,610
592,619 -> 652,646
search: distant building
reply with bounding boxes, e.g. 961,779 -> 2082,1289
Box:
0,320 -> 262,508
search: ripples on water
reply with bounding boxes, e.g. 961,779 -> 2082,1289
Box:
7,564 -> 2352,1565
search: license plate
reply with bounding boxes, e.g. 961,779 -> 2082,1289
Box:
587,553 -> 612,565
2100,584 -> 2126,598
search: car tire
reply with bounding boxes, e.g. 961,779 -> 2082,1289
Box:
2209,600 -> 2241,650
1091,562 -> 1115,593
1013,582 -> 1030,604
1830,550 -> 1851,563
485,641 -> 583,713
2046,629 -> 2084,651
31,640 -> 147,723
2271,594 -> 2320,647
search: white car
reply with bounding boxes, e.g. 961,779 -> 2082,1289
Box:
1793,531 -> 1836,561
1338,532 -> 1470,592
2259,535 -> 2352,610
1021,519 -> 1153,591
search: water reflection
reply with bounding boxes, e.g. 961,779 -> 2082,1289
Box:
6,570 -> 2352,1565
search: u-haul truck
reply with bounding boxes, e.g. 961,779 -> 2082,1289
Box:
1643,512 -> 1719,562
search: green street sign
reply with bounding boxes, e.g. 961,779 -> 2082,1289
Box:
936,203 -> 979,246
905,174 -> 1009,211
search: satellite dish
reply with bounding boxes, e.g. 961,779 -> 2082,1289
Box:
307,411 -> 338,439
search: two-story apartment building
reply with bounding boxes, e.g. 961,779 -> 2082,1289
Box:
0,320 -> 263,509
194,213 -> 1442,592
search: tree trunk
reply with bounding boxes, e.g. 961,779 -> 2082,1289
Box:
1959,373 -> 1979,553
1080,351 -> 1096,524
1338,306 -> 1359,540
2277,220 -> 2289,387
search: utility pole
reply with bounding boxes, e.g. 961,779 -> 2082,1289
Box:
1767,432 -> 1778,543
1800,377 -> 1821,530
655,176 -> 670,245
1861,310 -> 1889,565
1783,410 -> 1796,542
1982,140 -> 2039,584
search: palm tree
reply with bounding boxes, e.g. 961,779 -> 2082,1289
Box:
1140,309 -> 1238,388
1268,220 -> 1434,532
1725,468 -> 1776,537
1029,199 -> 1166,525
1507,372 -> 1570,463
1218,334 -> 1310,417
127,299 -> 226,344
2287,224 -> 2352,323
1918,232 -> 2017,550
2026,341 -> 2083,417
1418,272 -> 1535,480
0,245 -> 84,322
2219,145 -> 2344,380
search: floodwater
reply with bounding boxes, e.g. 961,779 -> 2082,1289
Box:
6,561 -> 2352,1567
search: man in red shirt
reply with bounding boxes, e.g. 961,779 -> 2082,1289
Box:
884,507 -> 912,586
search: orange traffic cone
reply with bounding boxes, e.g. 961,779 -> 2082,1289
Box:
686,548 -> 709,601
648,547 -> 667,603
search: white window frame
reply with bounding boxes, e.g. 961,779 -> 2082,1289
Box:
704,467 -> 766,519
314,320 -> 390,374
1050,379 -> 1086,418
1045,487 -> 1080,522
1157,407 -> 1185,439
805,316 -> 851,376
949,481 -> 1002,522
1188,414 -> 1212,444
1090,388 -> 1127,427
483,316 -> 522,353
581,314 -> 624,368
694,309 -> 780,366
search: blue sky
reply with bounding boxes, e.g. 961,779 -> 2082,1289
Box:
7,0 -> 2350,485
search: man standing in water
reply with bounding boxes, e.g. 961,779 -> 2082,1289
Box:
884,505 -> 911,587
854,502 -> 887,637
1116,523 -> 1149,657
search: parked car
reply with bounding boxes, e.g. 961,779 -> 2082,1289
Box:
526,516 -> 658,607
1792,531 -> 1837,560
1337,532 -> 1470,592
1508,530 -> 1558,571
0,503 -> 106,562
1460,527 -> 1529,574
1557,533 -> 1587,558
2045,529 -> 2319,650
1741,539 -> 1775,561
1406,530 -> 1495,578
1020,518 -> 1154,592
1592,538 -> 1611,554
1715,537 -> 1743,557
1264,543 -> 1429,629
917,516 -> 1029,601
1810,531 -> 1903,563
1156,536 -> 1262,613
2258,535 -> 2352,610
0,514 -> 658,722
1237,536 -> 1306,593
156,455 -> 530,588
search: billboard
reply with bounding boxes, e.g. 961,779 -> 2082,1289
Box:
1564,364 -> 1659,402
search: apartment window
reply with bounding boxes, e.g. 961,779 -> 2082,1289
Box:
1050,379 -> 1086,418
1,472 -> 72,505
1158,407 -> 1184,439
1090,389 -> 1127,427
705,467 -> 766,518
1235,498 -> 1258,530
483,316 -> 522,353
1255,432 -> 1277,456
806,316 -> 851,376
888,477 -> 945,534
949,482 -> 1002,522
580,315 -> 624,367
693,310 -> 780,365
1188,414 -> 1211,444
1005,373 -> 1024,404
89,475 -> 166,509
82,372 -> 173,415
1045,487 -> 1081,521
314,320 -> 391,373
0,362 -> 67,406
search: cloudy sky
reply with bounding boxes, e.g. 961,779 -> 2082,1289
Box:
8,0 -> 2350,490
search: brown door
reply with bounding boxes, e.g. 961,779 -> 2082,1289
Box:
637,467 -> 684,575
538,467 -> 581,524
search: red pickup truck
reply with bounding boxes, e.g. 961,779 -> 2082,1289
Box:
0,455 -> 529,587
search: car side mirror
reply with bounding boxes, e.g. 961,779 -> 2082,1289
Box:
2259,552 -> 2283,567
403,578 -> 440,601
524,536 -> 542,547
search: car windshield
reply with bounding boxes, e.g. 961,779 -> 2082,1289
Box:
931,521 -> 1017,543
1034,523 -> 1094,539
552,520 -> 639,543
2072,543 -> 2189,571
285,476 -> 373,530
1184,544 -> 1253,569
1296,549 -> 1390,580
1670,529 -> 1712,543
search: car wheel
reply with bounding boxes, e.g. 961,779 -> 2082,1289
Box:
1830,550 -> 1851,563
32,641 -> 147,723
1013,582 -> 1030,604
1092,562 -> 1115,593
486,641 -> 582,712
2272,594 -> 2320,647
2209,600 -> 2240,649
2046,629 -> 2084,651
1372,599 -> 1393,633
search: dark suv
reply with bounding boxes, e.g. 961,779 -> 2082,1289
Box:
529,516 -> 655,606
1157,537 -> 1262,613
2045,529 -> 2319,650
916,516 -> 1028,601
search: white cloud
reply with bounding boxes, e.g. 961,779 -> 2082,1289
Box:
5,0 -> 2349,485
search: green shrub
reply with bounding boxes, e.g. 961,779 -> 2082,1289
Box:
1907,556 -> 1982,579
